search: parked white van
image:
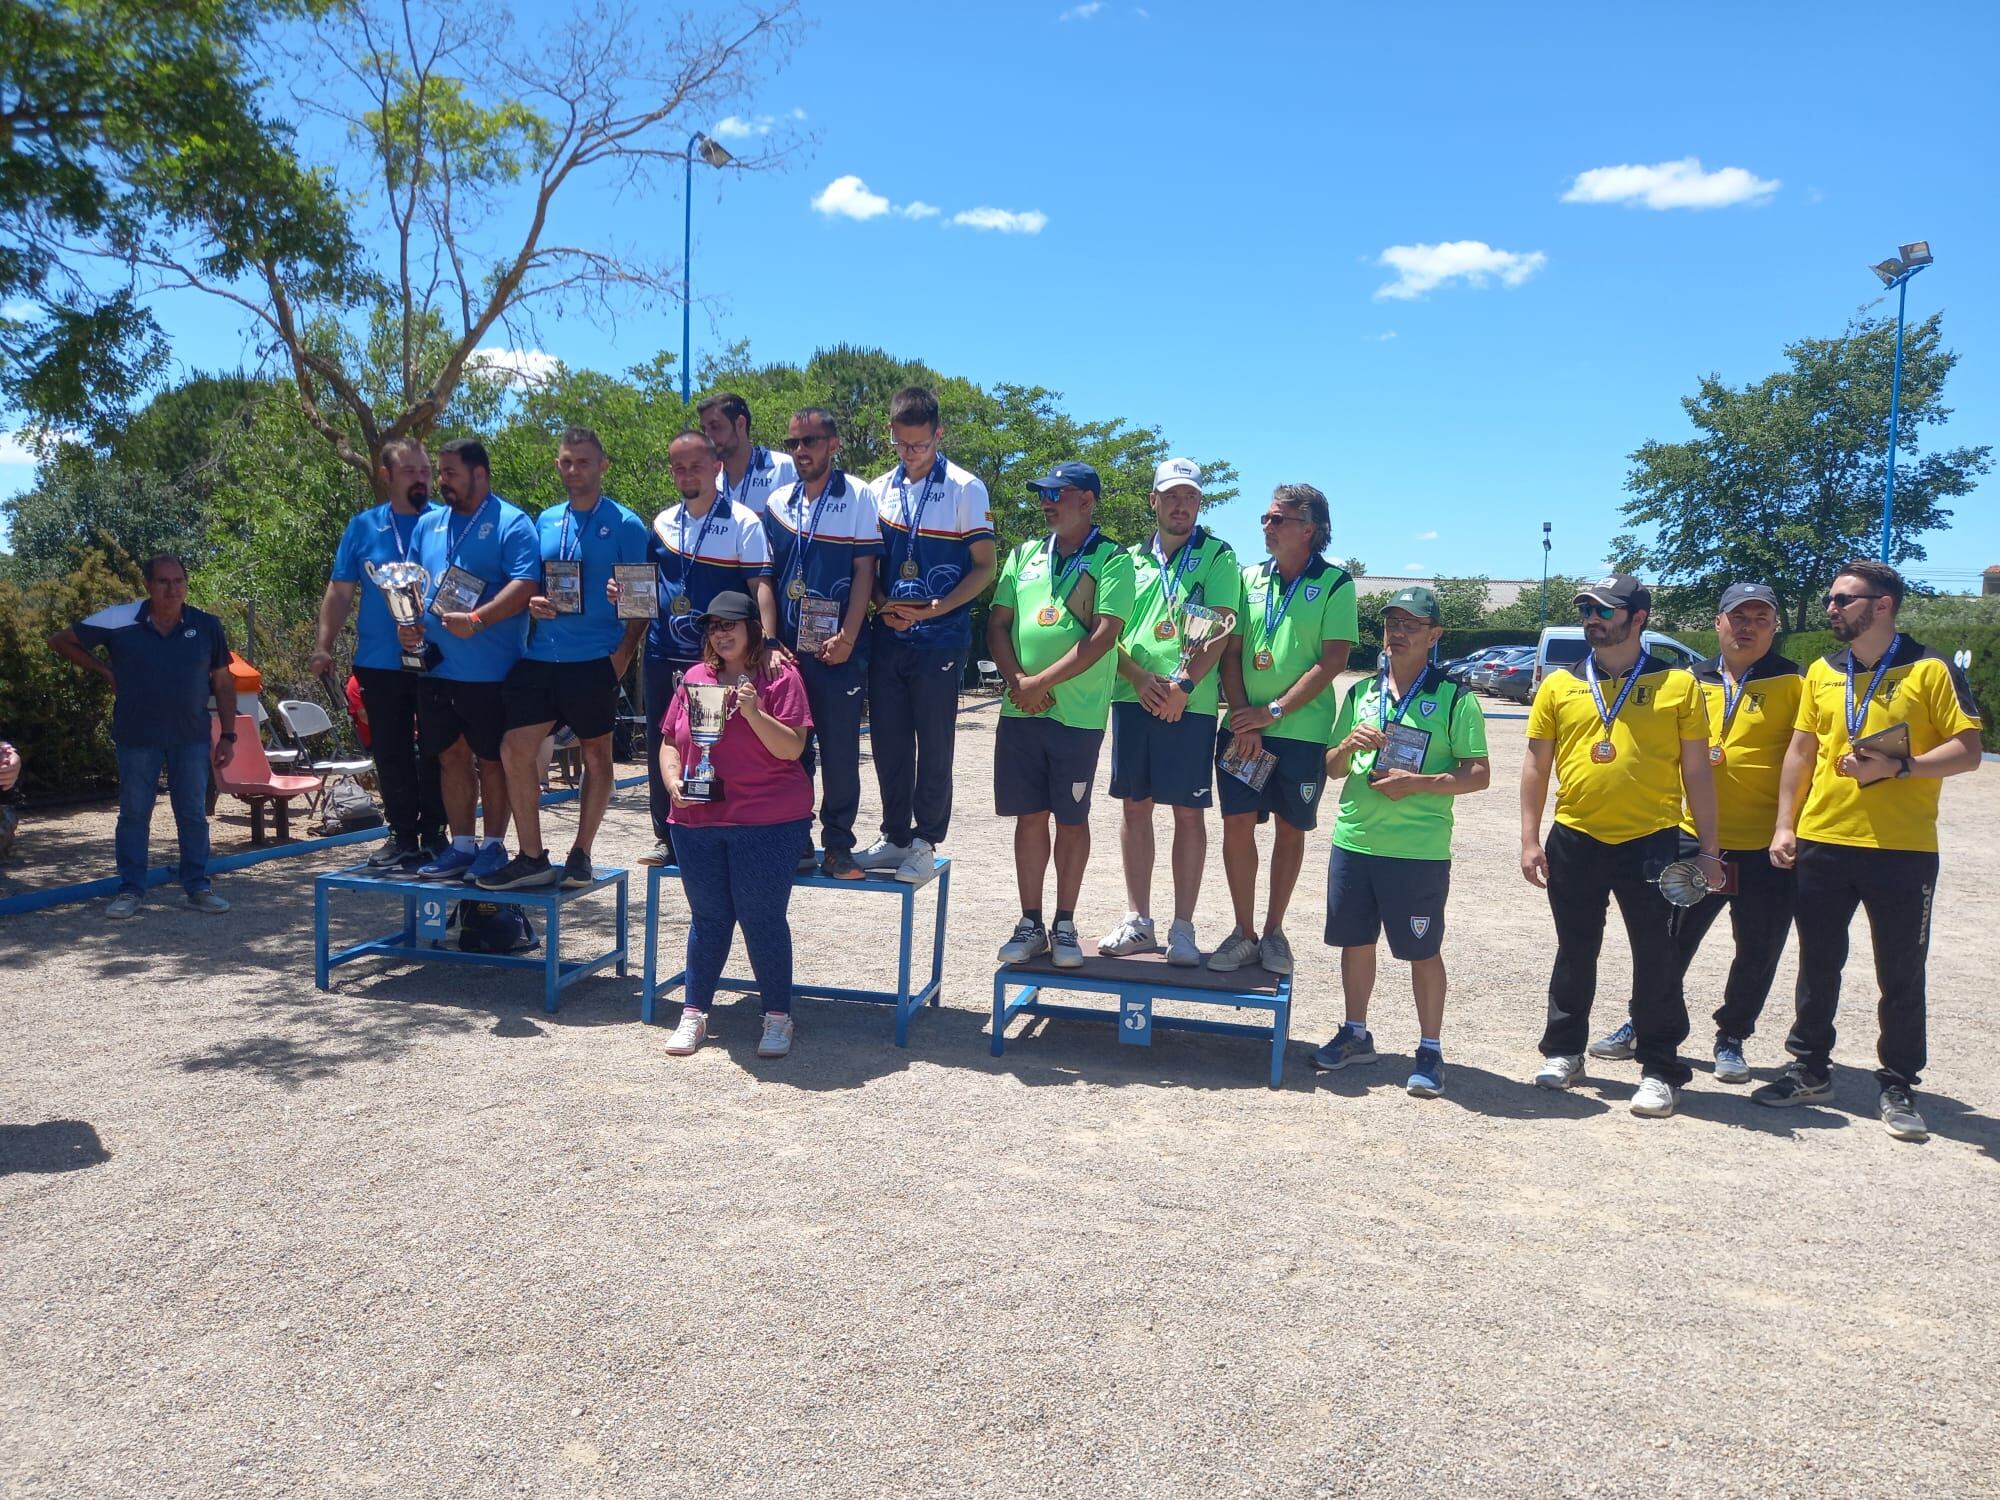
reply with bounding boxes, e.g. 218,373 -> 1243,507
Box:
1532,625 -> 1704,694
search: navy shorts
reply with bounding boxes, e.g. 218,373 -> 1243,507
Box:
1214,726 -> 1328,831
1324,845 -> 1452,960
503,656 -> 618,739
418,676 -> 507,761
1109,702 -> 1216,809
994,714 -> 1105,825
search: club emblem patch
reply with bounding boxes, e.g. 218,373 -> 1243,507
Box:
1070,781 -> 1087,802
1634,686 -> 1651,706
1305,585 -> 1322,601
1411,916 -> 1431,938
1420,699 -> 1436,717
478,523 -> 494,539
1299,782 -> 1318,804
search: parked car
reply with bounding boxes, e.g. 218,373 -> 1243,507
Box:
1531,626 -> 1703,696
1487,655 -> 1539,703
1442,645 -> 1519,687
1471,646 -> 1535,694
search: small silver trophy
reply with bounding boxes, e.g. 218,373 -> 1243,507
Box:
1174,602 -> 1237,679
680,682 -> 740,803
367,560 -> 436,672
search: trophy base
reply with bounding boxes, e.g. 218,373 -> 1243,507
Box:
681,775 -> 722,805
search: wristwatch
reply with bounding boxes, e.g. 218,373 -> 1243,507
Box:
1896,756 -> 1913,779
1267,700 -> 1286,720
1173,674 -> 1196,696
219,732 -> 238,742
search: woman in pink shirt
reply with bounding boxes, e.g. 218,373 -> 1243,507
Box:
657,591 -> 813,1059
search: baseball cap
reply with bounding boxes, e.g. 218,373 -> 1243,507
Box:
1027,461 -> 1102,496
1718,581 -> 1779,614
700,590 -> 755,623
1151,457 -> 1204,496
1380,586 -> 1442,624
1574,573 -> 1652,613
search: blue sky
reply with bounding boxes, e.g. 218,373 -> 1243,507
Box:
10,0 -> 1996,590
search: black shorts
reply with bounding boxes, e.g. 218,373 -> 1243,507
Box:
418,676 -> 507,761
993,714 -> 1105,825
1214,726 -> 1328,831
1108,702 -> 1216,808
1324,845 -> 1452,960
503,656 -> 618,739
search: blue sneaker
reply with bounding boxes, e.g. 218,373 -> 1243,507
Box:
1406,1046 -> 1445,1098
466,842 -> 509,883
1312,1022 -> 1377,1072
1588,1019 -> 1637,1060
416,845 -> 478,881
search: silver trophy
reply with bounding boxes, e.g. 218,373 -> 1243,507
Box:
367,560 -> 437,672
1653,858 -> 1713,935
1174,602 -> 1238,678
681,682 -> 741,804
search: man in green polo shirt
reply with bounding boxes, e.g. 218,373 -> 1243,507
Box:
1212,483 -> 1357,975
1312,588 -> 1491,1097
1101,457 -> 1244,967
988,461 -> 1136,969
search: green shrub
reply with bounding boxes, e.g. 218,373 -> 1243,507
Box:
0,551 -> 147,799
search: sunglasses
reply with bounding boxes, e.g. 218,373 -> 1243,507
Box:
1259,511 -> 1301,528
1577,602 -> 1620,620
1823,591 -> 1883,609
779,433 -> 834,453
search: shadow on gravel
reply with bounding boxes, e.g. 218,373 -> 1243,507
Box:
0,1119 -> 111,1175
980,1013 -> 1324,1094
1311,1057 -> 1615,1118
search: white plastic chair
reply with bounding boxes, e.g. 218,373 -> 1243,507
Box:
976,659 -> 1003,693
274,699 -> 375,778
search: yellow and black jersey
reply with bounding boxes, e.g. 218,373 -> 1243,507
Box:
1796,635 -> 1983,853
1676,651 -> 1804,850
1527,654 -> 1708,843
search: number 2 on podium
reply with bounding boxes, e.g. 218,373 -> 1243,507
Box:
418,896 -> 447,941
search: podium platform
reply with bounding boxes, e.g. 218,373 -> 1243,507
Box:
642,855 -> 951,1045
991,949 -> 1293,1087
314,864 -> 629,1014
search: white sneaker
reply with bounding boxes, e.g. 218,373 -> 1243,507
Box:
1097,914 -> 1156,956
853,836 -> 909,872
1630,1076 -> 1679,1118
756,1012 -> 795,1058
663,1007 -> 708,1056
1165,919 -> 1200,968
997,917 -> 1049,963
1207,929 -> 1262,972
1049,920 -> 1085,969
893,837 -> 935,883
1534,1054 -> 1585,1090
106,891 -> 141,920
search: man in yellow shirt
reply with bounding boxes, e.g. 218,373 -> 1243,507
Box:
1588,581 -> 1803,1084
1520,575 -> 1724,1118
1760,560 -> 1983,1140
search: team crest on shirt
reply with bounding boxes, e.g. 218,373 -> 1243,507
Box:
183,628 -> 196,638
1305,585 -> 1322,601
1749,692 -> 1765,712
1299,782 -> 1318,804
1634,686 -> 1651,706
1420,699 -> 1436,718
479,522 -> 493,538
1881,680 -> 1901,704
1410,916 -> 1431,939
599,526 -> 611,537
1070,781 -> 1087,802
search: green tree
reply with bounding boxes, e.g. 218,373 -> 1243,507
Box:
1618,313 -> 1991,631
1484,574 -> 1594,630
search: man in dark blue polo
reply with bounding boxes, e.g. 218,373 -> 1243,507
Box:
49,554 -> 238,918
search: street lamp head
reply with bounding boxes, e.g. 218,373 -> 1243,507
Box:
694,134 -> 736,169
1870,258 -> 1905,287
1897,240 -> 1933,267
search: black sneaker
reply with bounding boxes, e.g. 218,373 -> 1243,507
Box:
367,834 -> 417,869
798,842 -> 820,873
1751,1062 -> 1833,1108
1879,1084 -> 1929,1141
476,852 -> 557,891
821,850 -> 864,881
562,848 -> 594,889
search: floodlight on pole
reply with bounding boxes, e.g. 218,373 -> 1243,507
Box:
1870,240 -> 1933,561
1539,521 -> 1552,626
681,132 -> 738,406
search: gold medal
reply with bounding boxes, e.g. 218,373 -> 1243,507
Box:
1154,617 -> 1177,641
900,559 -> 921,581
669,591 -> 692,615
1709,744 -> 1725,767
1591,740 -> 1617,764
786,577 -> 807,601
1035,602 -> 1062,627
1253,649 -> 1274,671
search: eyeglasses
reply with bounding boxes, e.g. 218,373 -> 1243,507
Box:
1259,511 -> 1300,528
1577,603 -> 1619,621
1823,592 -> 1884,609
704,617 -> 745,632
779,433 -> 834,453
890,436 -> 937,455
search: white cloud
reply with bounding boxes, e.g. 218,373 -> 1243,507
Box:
1059,1 -> 1104,18
0,300 -> 36,322
1414,529 -> 1439,541
1373,240 -> 1546,301
812,175 -> 891,221
0,431 -> 41,466
900,201 -> 941,220
1562,157 -> 1779,211
468,347 -> 560,388
1366,330 -> 1398,342
716,108 -> 805,141
950,206 -> 1048,235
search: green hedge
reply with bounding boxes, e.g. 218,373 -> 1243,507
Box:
0,551 -> 147,800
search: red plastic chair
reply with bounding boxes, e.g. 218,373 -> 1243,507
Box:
210,714 -> 321,845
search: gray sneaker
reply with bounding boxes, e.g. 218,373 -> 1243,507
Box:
997,917 -> 1049,964
1713,1038 -> 1751,1085
1165,918 -> 1201,968
185,890 -> 231,915
106,890 -> 142,920
1207,929 -> 1262,972
1630,1075 -> 1678,1118
1879,1085 -> 1929,1141
1535,1054 -> 1585,1090
852,836 -> 909,872
1049,920 -> 1085,969
638,840 -> 671,867
1097,914 -> 1155,956
1258,930 -> 1294,974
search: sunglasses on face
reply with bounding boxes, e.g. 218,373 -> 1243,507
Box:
1824,592 -> 1883,609
779,433 -> 834,453
1259,511 -> 1300,528
1577,603 -> 1619,621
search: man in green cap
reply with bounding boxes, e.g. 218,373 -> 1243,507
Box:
1314,587 -> 1491,1097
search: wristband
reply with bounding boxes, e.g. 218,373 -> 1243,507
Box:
470,612 -> 484,631
219,732 -> 238,742
1173,675 -> 1196,696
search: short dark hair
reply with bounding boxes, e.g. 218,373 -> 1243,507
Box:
791,406 -> 838,438
559,426 -> 604,455
143,553 -> 188,583
438,437 -> 490,476
1271,483 -> 1332,555
377,437 -> 427,471
889,386 -> 941,429
695,392 -> 752,429
1834,558 -> 1905,611
669,428 -> 720,460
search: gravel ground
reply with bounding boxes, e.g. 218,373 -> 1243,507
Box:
4,684 -> 1997,1498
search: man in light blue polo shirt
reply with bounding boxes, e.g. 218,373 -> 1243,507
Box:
397,438 -> 541,884
481,427 -> 650,890
312,437 -> 445,869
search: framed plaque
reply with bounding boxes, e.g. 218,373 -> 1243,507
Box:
1220,741 -> 1277,791
430,565 -> 485,617
544,559 -> 583,614
1372,722 -> 1432,778
796,596 -> 842,655
614,565 -> 657,620
1854,722 -> 1911,760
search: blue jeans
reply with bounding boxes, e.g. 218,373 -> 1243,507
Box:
672,818 -> 809,1014
115,742 -> 213,896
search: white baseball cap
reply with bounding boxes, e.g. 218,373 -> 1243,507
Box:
1152,457 -> 1204,496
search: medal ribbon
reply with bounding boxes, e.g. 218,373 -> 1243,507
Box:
1153,528 -> 1205,616
424,496 -> 493,610
892,458 -> 944,589
674,498 -> 725,596
1844,634 -> 1901,740
557,496 -> 604,563
1258,561 -> 1309,653
1046,526 -> 1102,609
388,506 -> 419,563
785,477 -> 840,617
1377,663 -> 1429,733
1716,668 -> 1750,744
1585,650 -> 1651,742
724,446 -> 769,511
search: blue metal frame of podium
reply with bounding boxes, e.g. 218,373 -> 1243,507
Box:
991,953 -> 1294,1087
642,856 -> 951,1045
314,865 -> 630,1014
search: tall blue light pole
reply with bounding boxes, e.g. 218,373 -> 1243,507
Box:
681,132 -> 737,407
1868,240 -> 1933,562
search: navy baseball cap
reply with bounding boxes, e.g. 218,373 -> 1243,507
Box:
1718,581 -> 1779,614
1575,573 -> 1652,613
1027,461 -> 1102,496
